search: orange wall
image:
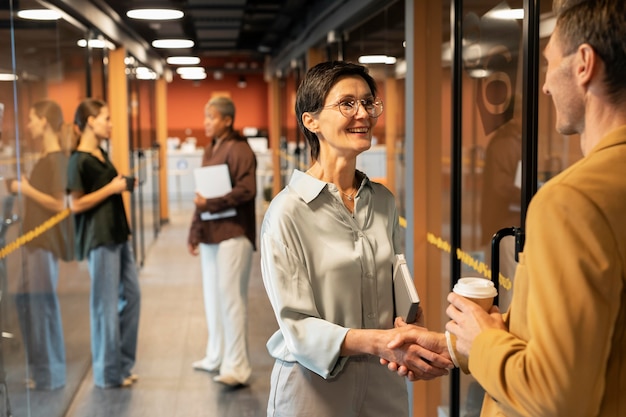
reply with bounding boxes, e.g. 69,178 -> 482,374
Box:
167,72 -> 268,148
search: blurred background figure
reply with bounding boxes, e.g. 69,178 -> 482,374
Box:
187,96 -> 257,387
11,99 -> 73,390
67,98 -> 140,389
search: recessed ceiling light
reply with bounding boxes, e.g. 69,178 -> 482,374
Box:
0,73 -> 18,81
152,39 -> 194,49
467,68 -> 493,79
488,8 -> 524,20
136,67 -> 157,80
17,9 -> 62,20
180,72 -> 207,80
167,56 -> 201,65
358,55 -> 397,65
175,67 -> 206,75
77,39 -> 115,49
127,9 -> 184,20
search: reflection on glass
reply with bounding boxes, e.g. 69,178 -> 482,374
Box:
13,100 -> 73,390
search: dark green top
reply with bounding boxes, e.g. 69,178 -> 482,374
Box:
67,148 -> 131,260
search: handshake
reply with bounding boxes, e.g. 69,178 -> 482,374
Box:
377,316 -> 454,382
378,279 -> 505,381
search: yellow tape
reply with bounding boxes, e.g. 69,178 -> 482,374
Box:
426,232 -> 512,291
0,208 -> 71,260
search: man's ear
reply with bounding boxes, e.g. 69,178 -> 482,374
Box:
302,112 -> 319,134
575,43 -> 597,88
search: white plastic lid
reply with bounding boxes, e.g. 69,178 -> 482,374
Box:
453,277 -> 498,298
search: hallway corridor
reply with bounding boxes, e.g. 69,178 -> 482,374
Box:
64,204 -> 277,417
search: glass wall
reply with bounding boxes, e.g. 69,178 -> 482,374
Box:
0,1 -> 161,415
127,57 -> 160,266
1,1 -> 93,416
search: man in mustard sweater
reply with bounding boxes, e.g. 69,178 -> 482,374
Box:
444,0 -> 626,415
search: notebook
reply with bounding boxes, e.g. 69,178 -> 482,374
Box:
392,254 -> 420,323
193,164 -> 237,221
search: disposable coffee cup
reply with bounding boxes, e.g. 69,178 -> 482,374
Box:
449,278 -> 497,373
453,277 -> 497,311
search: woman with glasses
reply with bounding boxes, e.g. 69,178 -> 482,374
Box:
260,61 -> 452,416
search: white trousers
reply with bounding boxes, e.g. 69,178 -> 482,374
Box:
199,236 -> 253,381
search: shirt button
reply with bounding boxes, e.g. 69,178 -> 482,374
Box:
367,313 -> 374,319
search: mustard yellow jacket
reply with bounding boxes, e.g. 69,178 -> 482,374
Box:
472,126 -> 626,417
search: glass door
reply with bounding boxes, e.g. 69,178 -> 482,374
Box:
447,0 -> 554,415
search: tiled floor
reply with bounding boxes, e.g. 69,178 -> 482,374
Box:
64,204 -> 278,417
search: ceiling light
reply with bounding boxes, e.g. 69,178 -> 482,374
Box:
358,55 -> 397,65
77,39 -> 115,49
136,67 -> 157,80
17,9 -> 62,20
175,67 -> 205,75
180,72 -> 207,80
167,56 -> 201,65
488,8 -> 524,20
152,39 -> 194,49
127,9 -> 183,20
467,68 -> 493,78
0,73 -> 18,81
237,76 -> 247,88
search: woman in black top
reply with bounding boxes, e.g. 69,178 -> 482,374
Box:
11,99 -> 72,390
67,98 -> 140,388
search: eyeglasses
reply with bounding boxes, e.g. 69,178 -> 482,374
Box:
324,97 -> 384,118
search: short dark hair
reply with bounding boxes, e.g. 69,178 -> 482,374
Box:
295,61 -> 378,161
554,0 -> 626,104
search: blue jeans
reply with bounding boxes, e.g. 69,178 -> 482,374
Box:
87,241 -> 140,388
14,247 -> 66,390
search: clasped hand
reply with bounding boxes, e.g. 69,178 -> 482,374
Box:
379,318 -> 454,381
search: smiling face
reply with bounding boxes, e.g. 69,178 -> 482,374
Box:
542,30 -> 585,137
304,75 -> 378,160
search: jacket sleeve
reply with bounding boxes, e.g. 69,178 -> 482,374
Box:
187,210 -> 203,246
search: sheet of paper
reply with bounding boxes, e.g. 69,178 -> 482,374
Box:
194,164 -> 236,221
